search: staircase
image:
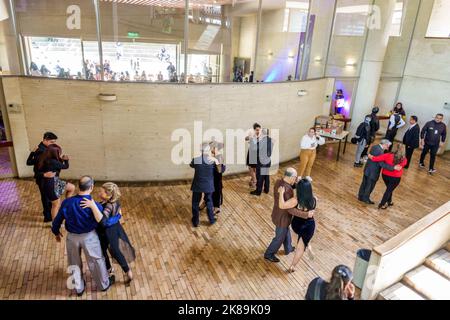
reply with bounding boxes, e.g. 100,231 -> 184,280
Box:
379,243 -> 450,300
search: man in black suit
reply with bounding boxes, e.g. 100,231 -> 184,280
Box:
26,132 -> 58,222
403,116 -> 420,169
190,143 -> 218,227
358,139 -> 401,204
251,128 -> 273,196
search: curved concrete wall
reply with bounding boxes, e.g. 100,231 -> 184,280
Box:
1,77 -> 331,181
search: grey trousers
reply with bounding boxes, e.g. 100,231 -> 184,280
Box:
355,139 -> 367,164
66,230 -> 110,293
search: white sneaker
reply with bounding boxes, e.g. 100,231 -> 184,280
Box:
305,176 -> 313,182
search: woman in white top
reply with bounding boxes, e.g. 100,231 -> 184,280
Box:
299,128 -> 325,181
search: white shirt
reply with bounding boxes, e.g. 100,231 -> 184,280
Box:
300,134 -> 325,150
388,114 -> 406,130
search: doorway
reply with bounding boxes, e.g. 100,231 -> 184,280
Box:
0,107 -> 14,179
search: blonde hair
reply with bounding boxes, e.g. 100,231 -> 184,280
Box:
101,182 -> 121,203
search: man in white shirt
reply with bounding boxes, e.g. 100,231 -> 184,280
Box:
385,112 -> 406,151
299,128 -> 325,181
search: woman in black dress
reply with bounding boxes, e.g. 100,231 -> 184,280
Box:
37,144 -> 75,220
211,142 -> 226,214
81,182 -> 135,285
278,178 -> 316,273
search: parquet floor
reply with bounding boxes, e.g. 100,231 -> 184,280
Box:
0,144 -> 449,300
0,148 -> 12,178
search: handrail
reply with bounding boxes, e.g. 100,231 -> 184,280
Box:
373,201 -> 450,257
0,75 -> 328,85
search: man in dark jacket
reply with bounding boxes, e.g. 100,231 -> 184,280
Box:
361,107 -> 380,159
190,143 -> 218,227
354,116 -> 372,167
251,128 -> 273,196
402,116 -> 420,169
26,132 -> 58,222
358,139 -> 401,204
419,114 -> 447,175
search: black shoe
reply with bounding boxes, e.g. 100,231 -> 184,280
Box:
250,191 -> 261,196
43,217 -> 52,223
354,163 -> 363,168
102,276 -> 115,292
388,202 -> 394,207
264,256 -> 280,263
264,190 -> 270,194
365,200 -> 375,205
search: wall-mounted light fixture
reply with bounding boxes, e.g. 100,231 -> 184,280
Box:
297,90 -> 308,97
314,56 -> 323,62
98,93 -> 117,102
346,59 -> 357,67
268,51 -> 273,57
288,52 -> 295,59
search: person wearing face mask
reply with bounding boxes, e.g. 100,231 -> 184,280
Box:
305,265 -> 355,300
264,168 -> 313,263
299,128 -> 325,182
419,113 -> 447,175
354,116 -> 372,167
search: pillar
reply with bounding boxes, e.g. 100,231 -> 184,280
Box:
350,0 -> 397,132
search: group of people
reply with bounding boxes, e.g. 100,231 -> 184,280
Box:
355,104 -> 447,209
27,133 -> 135,296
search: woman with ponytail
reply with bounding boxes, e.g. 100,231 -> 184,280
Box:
305,265 -> 355,300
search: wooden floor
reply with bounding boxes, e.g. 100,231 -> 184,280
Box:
0,144 -> 449,300
0,147 -> 12,178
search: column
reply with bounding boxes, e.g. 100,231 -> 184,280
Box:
350,0 -> 397,132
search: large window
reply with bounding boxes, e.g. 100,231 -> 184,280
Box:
390,0 -> 406,37
426,0 -> 450,38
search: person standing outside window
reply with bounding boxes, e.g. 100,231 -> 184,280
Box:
419,114 -> 447,175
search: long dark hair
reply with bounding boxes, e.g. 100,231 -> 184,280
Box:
392,144 -> 406,165
325,265 -> 353,300
296,179 -> 316,211
38,144 -> 62,170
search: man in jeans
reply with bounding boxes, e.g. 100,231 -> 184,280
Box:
264,168 -> 313,263
420,113 -> 447,175
52,176 -> 113,296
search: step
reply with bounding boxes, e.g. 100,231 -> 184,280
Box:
425,249 -> 450,280
403,265 -> 450,300
379,282 -> 426,300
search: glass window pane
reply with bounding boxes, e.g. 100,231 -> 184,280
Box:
15,0 -> 99,78
426,0 -> 450,38
99,0 -> 186,82
257,0 -> 310,82
390,0 -> 405,37
326,0 -> 371,77
306,0 -> 336,79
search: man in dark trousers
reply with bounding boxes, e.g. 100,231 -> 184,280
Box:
358,139 -> 401,205
190,143 -> 218,227
26,132 -> 58,222
264,168 -> 313,263
361,107 -> 380,159
251,128 -> 273,196
403,116 -> 420,169
420,113 -> 447,175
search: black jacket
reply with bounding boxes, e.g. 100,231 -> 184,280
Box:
190,155 -> 215,193
364,145 -> 395,180
403,124 -> 420,149
369,114 -> 380,137
26,142 -> 47,179
421,120 -> 447,146
356,122 -> 371,144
